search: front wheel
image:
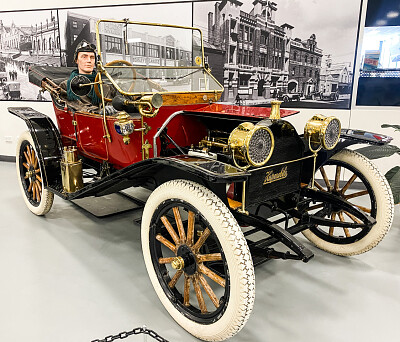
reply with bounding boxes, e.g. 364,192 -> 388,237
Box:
16,131 -> 54,215
302,149 -> 394,256
141,180 -> 255,341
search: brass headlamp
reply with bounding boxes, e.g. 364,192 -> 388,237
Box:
228,122 -> 274,167
304,114 -> 341,150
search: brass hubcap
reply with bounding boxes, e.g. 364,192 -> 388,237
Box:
171,256 -> 185,270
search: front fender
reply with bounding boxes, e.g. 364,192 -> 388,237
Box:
301,128 -> 392,183
8,107 -> 63,189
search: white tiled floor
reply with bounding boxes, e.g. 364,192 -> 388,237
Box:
1,160 -> 399,342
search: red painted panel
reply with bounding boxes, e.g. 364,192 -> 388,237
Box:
105,116 -> 143,168
53,104 -> 75,141
52,102 -> 299,169
75,112 -> 108,160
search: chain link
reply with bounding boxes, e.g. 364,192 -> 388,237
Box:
91,326 -> 169,342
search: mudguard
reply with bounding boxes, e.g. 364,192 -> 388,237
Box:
301,128 -> 393,184
8,107 -> 63,189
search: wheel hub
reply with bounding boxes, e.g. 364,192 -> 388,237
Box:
176,245 -> 197,275
26,167 -> 36,181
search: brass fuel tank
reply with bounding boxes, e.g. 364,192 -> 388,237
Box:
61,146 -> 83,193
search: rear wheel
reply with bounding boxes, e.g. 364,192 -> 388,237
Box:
16,131 -> 54,215
302,149 -> 394,256
142,179 -> 255,341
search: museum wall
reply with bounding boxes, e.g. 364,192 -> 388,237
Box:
0,0 -> 399,174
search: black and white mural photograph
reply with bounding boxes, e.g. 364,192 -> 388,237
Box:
58,2 -> 193,68
0,9 -> 61,101
194,0 -> 362,109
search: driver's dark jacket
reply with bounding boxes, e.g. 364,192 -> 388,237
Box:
59,80 -> 115,113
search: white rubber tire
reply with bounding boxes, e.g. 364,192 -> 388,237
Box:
302,149 -> 394,256
16,131 -> 54,216
141,179 -> 255,341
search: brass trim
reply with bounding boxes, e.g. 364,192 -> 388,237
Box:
269,100 -> 282,120
142,139 -> 152,160
141,116 -> 145,160
171,256 -> 185,270
238,181 -> 249,215
97,71 -> 112,143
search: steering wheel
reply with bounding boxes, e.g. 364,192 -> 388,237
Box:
94,60 -> 137,103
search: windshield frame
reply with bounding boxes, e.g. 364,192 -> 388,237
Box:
94,19 -> 223,98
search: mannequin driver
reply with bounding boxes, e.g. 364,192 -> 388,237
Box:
60,40 -> 116,113
66,40 -> 101,107
76,50 -> 96,75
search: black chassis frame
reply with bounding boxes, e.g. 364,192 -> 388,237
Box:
9,106 -> 391,267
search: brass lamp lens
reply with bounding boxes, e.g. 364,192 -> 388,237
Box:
323,118 -> 341,149
247,127 -> 274,166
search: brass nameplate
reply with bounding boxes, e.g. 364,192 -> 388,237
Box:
263,166 -> 288,185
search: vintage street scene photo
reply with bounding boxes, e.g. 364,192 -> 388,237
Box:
58,3 -> 193,68
194,0 -> 362,109
0,10 -> 61,101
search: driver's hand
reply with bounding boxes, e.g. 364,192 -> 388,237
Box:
104,105 -> 118,115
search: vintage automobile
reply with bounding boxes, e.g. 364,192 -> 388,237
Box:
320,90 -> 340,101
275,88 -> 302,102
9,20 -> 394,341
3,81 -> 21,100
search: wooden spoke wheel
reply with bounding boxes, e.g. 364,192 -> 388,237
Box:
16,131 -> 54,215
142,180 -> 255,341
302,149 -> 394,256
94,60 -> 137,102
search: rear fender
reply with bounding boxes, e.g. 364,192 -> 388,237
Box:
9,107 -> 63,189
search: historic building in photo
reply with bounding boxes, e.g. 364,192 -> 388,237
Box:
206,0 -> 323,102
0,13 -> 60,66
319,59 -> 353,95
0,21 -> 31,56
29,14 -> 60,65
64,12 -> 96,66
288,34 -> 323,98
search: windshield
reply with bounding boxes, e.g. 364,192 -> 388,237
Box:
96,20 -> 223,95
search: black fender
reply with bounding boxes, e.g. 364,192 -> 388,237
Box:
301,128 -> 393,183
8,107 -> 63,189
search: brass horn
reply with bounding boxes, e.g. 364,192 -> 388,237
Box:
112,93 -> 163,118
136,93 -> 163,118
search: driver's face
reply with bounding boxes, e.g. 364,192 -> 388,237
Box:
76,52 -> 95,74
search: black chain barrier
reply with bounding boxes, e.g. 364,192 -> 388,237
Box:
91,326 -> 169,342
